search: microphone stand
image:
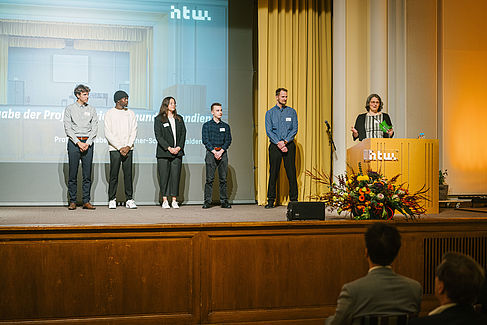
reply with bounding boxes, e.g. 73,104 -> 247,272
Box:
325,122 -> 336,182
325,122 -> 336,152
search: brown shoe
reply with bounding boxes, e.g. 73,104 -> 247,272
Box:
68,202 -> 77,210
82,202 -> 96,210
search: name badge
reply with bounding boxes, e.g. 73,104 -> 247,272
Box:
163,123 -> 170,127
286,117 -> 291,122
219,128 -> 225,132
84,111 -> 91,117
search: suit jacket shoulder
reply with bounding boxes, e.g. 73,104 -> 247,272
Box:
327,268 -> 422,325
409,305 -> 487,325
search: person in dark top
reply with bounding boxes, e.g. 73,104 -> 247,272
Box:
154,96 -> 186,209
201,103 -> 232,209
351,93 -> 394,141
409,252 -> 487,325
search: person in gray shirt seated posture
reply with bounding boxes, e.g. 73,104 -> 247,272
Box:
326,223 -> 422,325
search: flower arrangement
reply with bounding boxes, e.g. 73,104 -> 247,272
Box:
306,164 -> 428,220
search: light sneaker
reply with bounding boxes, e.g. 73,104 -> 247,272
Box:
108,199 -> 116,209
162,200 -> 170,209
171,201 -> 180,209
125,199 -> 137,209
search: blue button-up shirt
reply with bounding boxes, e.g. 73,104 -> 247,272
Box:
202,119 -> 232,152
265,105 -> 298,144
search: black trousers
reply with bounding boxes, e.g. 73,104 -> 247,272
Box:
267,141 -> 298,202
204,151 -> 228,204
157,156 -> 182,197
67,140 -> 93,204
108,150 -> 133,201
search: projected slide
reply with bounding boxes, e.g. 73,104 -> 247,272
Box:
0,0 -> 228,164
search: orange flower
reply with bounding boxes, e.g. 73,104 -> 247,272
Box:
359,195 -> 365,201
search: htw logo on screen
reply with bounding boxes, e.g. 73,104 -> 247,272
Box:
170,5 -> 212,21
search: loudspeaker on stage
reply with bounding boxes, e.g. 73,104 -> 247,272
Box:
286,201 -> 326,221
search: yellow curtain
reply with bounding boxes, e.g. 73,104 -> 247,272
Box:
255,0 -> 332,205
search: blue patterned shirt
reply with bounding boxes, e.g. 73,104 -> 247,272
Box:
265,105 -> 298,144
202,119 -> 232,151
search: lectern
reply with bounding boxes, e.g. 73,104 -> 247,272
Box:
347,138 -> 439,214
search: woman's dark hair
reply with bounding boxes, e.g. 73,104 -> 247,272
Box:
365,93 -> 383,112
158,96 -> 181,121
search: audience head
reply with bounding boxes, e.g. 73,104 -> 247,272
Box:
436,252 -> 485,305
365,223 -> 401,266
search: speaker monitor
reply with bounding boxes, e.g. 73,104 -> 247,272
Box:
286,201 -> 326,221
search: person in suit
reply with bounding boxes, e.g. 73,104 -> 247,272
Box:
326,223 -> 422,325
154,96 -> 186,209
409,252 -> 486,325
351,93 -> 394,141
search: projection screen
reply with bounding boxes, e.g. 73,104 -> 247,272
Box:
0,0 -> 255,205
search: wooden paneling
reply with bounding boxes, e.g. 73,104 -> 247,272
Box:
1,220 -> 487,323
0,232 -> 200,323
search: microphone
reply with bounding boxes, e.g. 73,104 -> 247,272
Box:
324,120 -> 336,151
325,120 -> 331,130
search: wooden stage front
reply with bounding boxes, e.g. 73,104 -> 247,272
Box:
1,205 -> 487,324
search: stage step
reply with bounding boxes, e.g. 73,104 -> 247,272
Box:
439,198 -> 472,209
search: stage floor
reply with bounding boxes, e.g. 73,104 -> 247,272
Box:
1,204 -> 487,227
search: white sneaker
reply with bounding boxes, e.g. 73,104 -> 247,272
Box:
171,201 -> 180,209
108,199 -> 116,209
162,200 -> 170,209
125,199 -> 137,209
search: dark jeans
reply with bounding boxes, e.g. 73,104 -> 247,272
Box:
157,157 -> 182,197
267,141 -> 298,202
108,150 -> 133,201
67,140 -> 94,204
204,151 -> 228,203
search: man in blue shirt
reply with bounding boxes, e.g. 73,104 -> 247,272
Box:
201,103 -> 232,208
264,88 -> 298,208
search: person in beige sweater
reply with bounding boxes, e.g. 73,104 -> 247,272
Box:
104,90 -> 137,209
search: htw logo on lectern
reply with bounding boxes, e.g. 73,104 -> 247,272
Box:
363,149 -> 398,162
170,5 -> 212,21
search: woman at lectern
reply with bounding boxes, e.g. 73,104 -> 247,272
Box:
351,93 -> 394,141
